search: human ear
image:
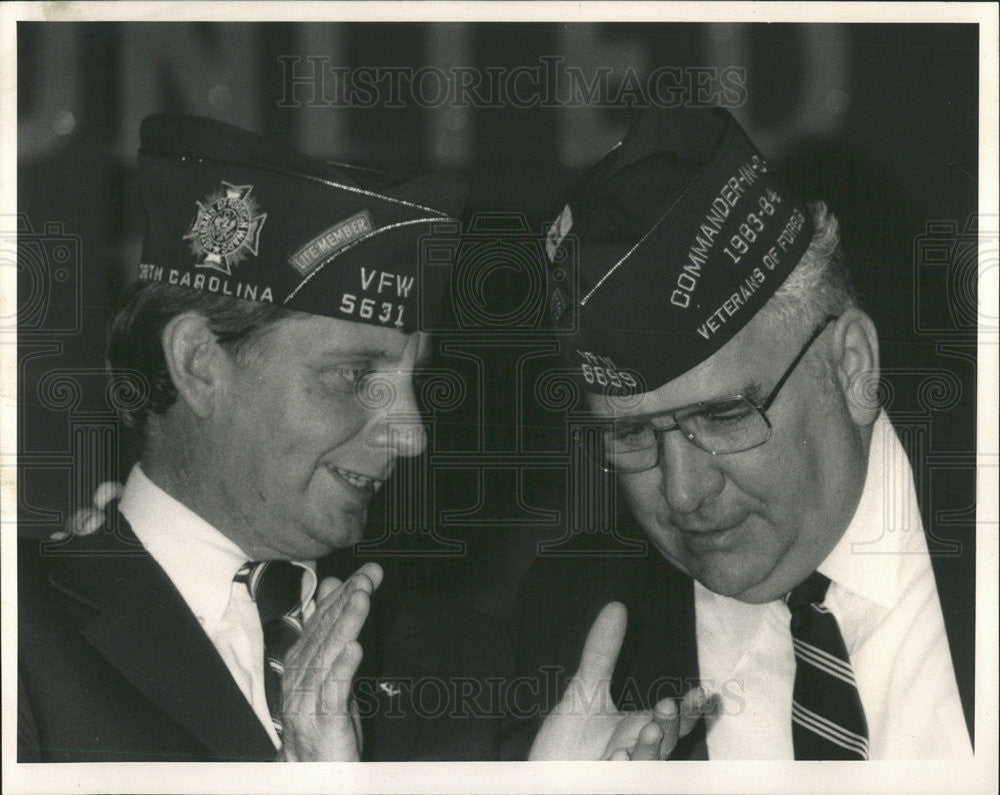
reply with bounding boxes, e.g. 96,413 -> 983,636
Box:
830,307 -> 881,428
160,312 -> 229,420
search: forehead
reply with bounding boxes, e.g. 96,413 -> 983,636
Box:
588,313 -> 776,417
258,313 -> 425,364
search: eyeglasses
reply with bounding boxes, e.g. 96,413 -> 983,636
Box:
584,315 -> 839,473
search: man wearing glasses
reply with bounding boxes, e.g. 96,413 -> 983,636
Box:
513,107 -> 973,760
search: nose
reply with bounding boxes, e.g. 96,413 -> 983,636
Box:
657,430 -> 725,516
364,371 -> 427,459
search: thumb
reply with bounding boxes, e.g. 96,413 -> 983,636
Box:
574,601 -> 627,688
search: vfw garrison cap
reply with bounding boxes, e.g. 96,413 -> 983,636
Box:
545,106 -> 814,394
137,114 -> 466,332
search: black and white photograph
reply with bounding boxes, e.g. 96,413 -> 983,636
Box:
3,3 -> 997,793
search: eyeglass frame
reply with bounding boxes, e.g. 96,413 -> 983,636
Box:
584,314 -> 841,473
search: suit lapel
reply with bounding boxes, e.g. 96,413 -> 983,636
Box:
625,549 -> 700,691
53,515 -> 275,761
613,549 -> 706,759
359,598 -> 434,761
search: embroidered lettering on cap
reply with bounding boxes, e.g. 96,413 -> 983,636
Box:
138,115 -> 466,333
288,210 -> 375,276
550,106 -> 814,393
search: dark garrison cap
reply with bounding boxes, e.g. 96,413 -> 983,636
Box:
137,114 -> 466,332
545,106 -> 814,394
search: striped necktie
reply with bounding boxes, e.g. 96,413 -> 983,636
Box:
786,572 -> 869,759
234,560 -> 305,741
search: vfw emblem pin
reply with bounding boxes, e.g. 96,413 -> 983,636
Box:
184,182 -> 267,275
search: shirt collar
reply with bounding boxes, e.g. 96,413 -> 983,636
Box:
119,464 -> 317,630
816,411 -> 911,610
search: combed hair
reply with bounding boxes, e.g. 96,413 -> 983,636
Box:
759,201 -> 858,330
755,201 -> 860,385
105,282 -> 299,430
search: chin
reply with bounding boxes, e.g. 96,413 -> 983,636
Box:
321,510 -> 368,547
690,562 -> 763,600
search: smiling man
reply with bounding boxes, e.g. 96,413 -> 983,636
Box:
17,115 -> 507,762
511,106 -> 974,761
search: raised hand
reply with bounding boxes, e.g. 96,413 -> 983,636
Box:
278,562 -> 383,761
529,602 -> 714,761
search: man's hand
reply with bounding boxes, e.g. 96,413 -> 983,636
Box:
278,562 -> 383,762
529,602 -> 714,761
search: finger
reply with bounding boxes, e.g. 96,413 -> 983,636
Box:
313,573 -> 373,629
80,509 -> 106,536
332,639 -> 364,682
320,640 -> 363,716
332,590 -> 371,645
608,748 -> 631,761
62,507 -> 105,539
630,720 -> 664,761
355,562 -> 383,591
286,591 -> 369,696
294,586 -> 358,669
600,711 -> 653,759
304,567 -> 375,640
295,568 -> 379,668
92,481 -> 124,510
679,686 -> 718,737
314,562 -> 382,612
652,697 -> 680,758
290,584 -> 348,670
575,602 -> 627,689
314,589 -> 371,672
63,509 -> 90,539
350,695 -> 363,753
317,576 -> 344,602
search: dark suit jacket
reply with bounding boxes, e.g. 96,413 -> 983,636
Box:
503,511 -> 975,760
18,512 -> 511,762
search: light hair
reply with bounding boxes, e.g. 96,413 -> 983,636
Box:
758,201 -> 858,330
756,201 -> 859,385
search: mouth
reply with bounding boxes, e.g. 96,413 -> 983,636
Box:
677,519 -> 748,552
324,464 -> 385,496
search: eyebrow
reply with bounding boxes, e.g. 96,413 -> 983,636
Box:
313,345 -> 437,373
313,346 -> 398,362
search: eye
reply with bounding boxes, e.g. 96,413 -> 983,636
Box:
613,420 -> 652,446
319,364 -> 374,392
699,399 -> 754,425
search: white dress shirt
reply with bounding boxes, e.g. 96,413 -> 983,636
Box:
695,412 -> 971,759
119,464 -> 317,749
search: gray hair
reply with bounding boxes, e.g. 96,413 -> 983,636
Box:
756,202 -> 860,385
759,201 -> 858,331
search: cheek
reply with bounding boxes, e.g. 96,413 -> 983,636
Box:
619,470 -> 663,519
726,420 -> 834,547
279,385 -> 370,464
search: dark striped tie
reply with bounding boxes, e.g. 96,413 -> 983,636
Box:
786,572 -> 869,759
234,560 -> 305,740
